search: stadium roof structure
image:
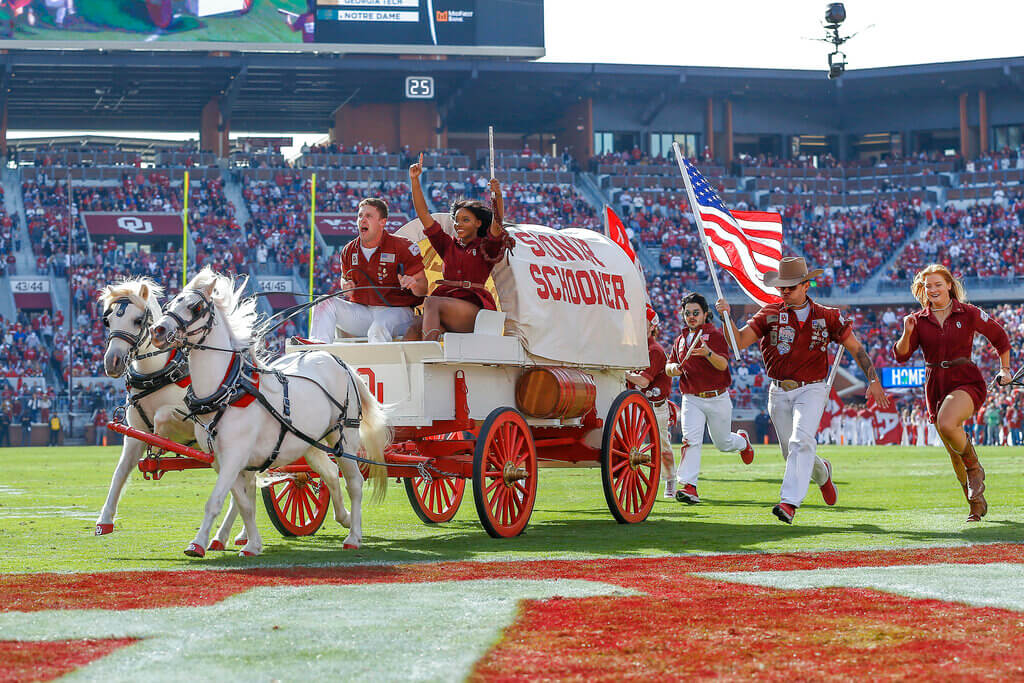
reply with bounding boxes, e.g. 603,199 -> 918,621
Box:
1,50 -> 1023,134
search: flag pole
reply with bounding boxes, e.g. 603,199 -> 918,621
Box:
182,170 -> 189,288
488,125 -> 495,180
826,347 -> 845,388
672,142 -> 741,358
308,172 -> 317,331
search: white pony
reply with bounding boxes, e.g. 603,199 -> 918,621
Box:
95,278 -> 195,535
96,277 -> 251,551
149,267 -> 390,556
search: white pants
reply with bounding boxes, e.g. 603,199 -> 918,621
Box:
653,401 -> 674,481
859,418 -> 875,446
843,421 -> 857,446
767,381 -> 831,507
676,392 -> 746,487
310,298 -> 414,344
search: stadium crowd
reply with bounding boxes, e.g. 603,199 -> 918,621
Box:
888,198 -> 1024,283
782,199 -> 922,290
3,143 -> 1023,444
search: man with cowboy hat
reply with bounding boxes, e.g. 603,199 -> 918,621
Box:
626,305 -> 675,497
716,256 -> 889,524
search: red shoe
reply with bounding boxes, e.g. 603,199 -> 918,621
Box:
675,483 -> 700,505
737,429 -> 754,465
772,502 -> 797,524
289,336 -> 321,345
819,459 -> 837,506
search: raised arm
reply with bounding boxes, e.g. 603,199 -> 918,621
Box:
408,154 -> 433,227
488,178 -> 505,237
714,298 -> 758,351
842,331 -> 890,408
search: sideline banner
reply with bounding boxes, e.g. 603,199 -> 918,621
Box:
82,212 -> 182,239
317,213 -> 410,243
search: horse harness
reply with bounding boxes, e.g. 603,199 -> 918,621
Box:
124,348 -> 191,431
104,297 -> 191,432
182,350 -> 364,473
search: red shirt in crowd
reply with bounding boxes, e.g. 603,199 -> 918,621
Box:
747,298 -> 853,383
669,322 -> 731,395
630,336 -> 671,405
340,231 -> 425,308
424,220 -> 505,311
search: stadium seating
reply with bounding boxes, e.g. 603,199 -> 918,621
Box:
887,199 -> 1024,285
782,200 -> 921,290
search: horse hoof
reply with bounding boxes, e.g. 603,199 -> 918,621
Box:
343,543 -> 359,550
184,543 -> 205,558
239,550 -> 258,557
95,523 -> 114,536
207,540 -> 226,552
234,538 -> 248,546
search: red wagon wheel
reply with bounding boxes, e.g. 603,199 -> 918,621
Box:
404,476 -> 466,524
404,432 -> 467,524
472,407 -> 537,538
261,472 -> 331,537
601,390 -> 661,524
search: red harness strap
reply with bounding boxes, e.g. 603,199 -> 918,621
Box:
225,354 -> 259,408
168,349 -> 193,389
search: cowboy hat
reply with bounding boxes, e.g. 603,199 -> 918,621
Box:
763,256 -> 824,288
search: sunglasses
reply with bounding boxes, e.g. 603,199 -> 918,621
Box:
777,283 -> 806,292
682,310 -> 704,317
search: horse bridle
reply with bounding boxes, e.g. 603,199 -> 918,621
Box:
102,297 -> 154,360
161,289 -> 217,349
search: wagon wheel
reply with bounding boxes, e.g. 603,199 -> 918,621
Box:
261,472 -> 331,537
146,0 -> 173,28
600,390 -> 661,524
404,432 -> 466,524
472,408 -> 537,538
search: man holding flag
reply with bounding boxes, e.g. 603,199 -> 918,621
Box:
716,257 -> 889,524
670,145 -> 888,524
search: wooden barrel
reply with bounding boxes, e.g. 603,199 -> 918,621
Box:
515,367 -> 597,419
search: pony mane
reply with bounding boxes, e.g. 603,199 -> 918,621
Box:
185,267 -> 267,366
98,276 -> 165,320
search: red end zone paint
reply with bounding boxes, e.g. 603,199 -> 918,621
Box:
0,639 -> 136,683
2,545 -> 1023,681
3,544 -> 1020,613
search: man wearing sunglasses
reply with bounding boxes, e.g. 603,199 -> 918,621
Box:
664,292 -> 754,504
716,257 -> 889,524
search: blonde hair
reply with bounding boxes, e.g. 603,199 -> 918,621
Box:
911,264 -> 967,309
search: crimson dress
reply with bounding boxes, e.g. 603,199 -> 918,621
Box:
424,220 -> 507,310
892,300 -> 1010,422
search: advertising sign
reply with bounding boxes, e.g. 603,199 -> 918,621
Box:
0,0 -> 544,56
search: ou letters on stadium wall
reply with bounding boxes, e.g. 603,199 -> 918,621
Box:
81,212 -> 183,244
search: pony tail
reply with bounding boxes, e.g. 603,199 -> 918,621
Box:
352,369 -> 393,504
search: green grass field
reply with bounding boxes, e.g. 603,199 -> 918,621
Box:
1,444 -> 1022,574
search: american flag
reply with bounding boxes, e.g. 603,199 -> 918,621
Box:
679,157 -> 784,305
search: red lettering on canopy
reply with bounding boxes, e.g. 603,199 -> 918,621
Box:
514,231 -> 546,258
530,264 -> 550,300
611,275 -> 628,310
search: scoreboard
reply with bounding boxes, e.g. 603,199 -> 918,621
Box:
881,366 -> 927,389
314,0 -> 544,54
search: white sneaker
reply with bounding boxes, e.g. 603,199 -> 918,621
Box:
663,479 -> 677,498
